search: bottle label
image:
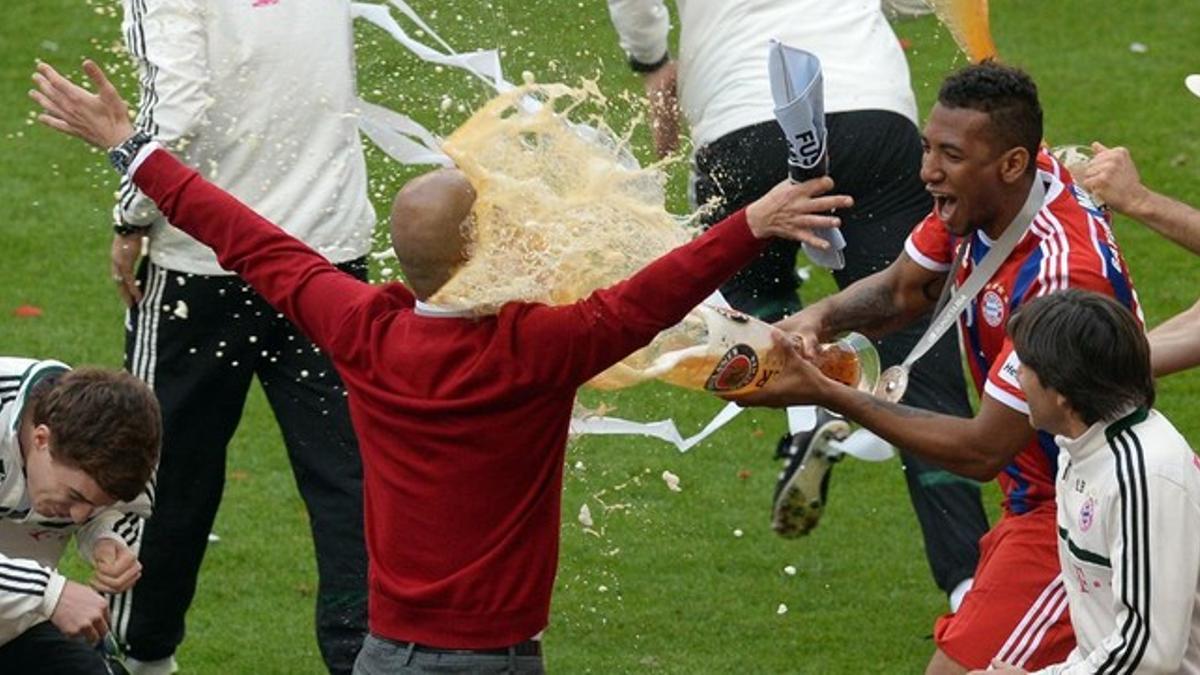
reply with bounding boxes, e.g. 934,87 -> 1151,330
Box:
705,344 -> 759,392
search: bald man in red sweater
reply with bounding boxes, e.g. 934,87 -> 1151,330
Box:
32,60 -> 852,673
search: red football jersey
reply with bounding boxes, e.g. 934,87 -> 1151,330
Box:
905,151 -> 1142,515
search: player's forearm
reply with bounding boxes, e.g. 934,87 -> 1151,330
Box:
1121,189 -> 1200,256
1148,298 -> 1200,377
817,384 -> 1008,480
589,209 -> 764,337
800,274 -> 925,343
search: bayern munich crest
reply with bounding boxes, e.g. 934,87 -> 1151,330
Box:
1079,496 -> 1095,532
981,287 -> 1006,327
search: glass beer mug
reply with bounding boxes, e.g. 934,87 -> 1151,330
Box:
812,331 -> 880,393
637,305 -> 881,397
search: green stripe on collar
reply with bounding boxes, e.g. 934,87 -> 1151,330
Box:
1104,407 -> 1149,443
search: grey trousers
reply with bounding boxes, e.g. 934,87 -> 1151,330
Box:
353,635 -> 546,674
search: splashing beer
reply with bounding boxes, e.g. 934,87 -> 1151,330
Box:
926,0 -> 998,62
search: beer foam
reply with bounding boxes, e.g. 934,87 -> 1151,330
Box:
435,81 -> 688,313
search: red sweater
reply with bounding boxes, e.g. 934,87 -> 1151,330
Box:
133,149 -> 765,648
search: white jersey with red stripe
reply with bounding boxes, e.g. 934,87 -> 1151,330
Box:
905,151 -> 1142,515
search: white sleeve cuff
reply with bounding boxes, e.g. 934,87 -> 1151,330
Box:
127,141 -> 163,178
905,237 -> 951,272
984,381 -> 1030,415
38,572 -> 67,621
607,0 -> 671,65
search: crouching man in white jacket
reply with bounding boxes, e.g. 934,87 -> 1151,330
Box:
0,358 -> 159,673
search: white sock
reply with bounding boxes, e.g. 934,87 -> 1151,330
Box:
948,577 -> 974,612
124,655 -> 179,675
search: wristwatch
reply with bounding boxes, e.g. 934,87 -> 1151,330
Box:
113,219 -> 151,236
107,130 -> 153,175
629,51 -> 670,74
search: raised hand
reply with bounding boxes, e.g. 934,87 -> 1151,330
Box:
90,538 -> 143,594
30,59 -> 135,149
1082,142 -> 1149,214
745,177 -> 854,246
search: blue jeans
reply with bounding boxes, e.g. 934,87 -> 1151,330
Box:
353,634 -> 545,674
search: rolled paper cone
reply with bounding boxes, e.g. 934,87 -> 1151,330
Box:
926,0 -> 998,62
768,40 -> 845,270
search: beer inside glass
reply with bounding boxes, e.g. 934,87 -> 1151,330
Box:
812,332 -> 880,393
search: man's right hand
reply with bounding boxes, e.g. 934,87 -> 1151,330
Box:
745,177 -> 853,247
111,233 -> 144,307
51,580 -> 110,645
773,310 -> 824,360
1083,142 -> 1150,215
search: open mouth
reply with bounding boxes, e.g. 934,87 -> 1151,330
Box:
932,194 -> 957,223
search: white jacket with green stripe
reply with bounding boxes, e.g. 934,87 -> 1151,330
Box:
1040,407 -> 1200,674
0,358 -> 152,646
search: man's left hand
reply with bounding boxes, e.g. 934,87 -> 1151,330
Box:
30,59 -> 135,149
90,538 -> 142,594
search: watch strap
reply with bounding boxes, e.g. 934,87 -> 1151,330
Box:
108,131 -> 153,175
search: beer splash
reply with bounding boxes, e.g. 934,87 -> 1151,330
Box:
433,81 -> 786,394
927,0 -> 998,62
436,80 -> 685,313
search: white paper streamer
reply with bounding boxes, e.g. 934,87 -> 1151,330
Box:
570,401 -> 746,453
352,2 -> 511,92
356,99 -> 453,167
351,1 -> 517,167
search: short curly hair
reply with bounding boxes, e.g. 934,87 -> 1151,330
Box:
938,61 -> 1043,171
29,368 -> 161,502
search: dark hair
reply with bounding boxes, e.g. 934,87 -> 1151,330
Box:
30,368 -> 161,502
938,61 -> 1043,172
1008,290 -> 1154,426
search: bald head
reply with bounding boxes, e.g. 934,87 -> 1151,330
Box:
390,168 -> 476,299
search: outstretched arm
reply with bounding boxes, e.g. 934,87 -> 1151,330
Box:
1148,298 -> 1200,377
525,177 -> 854,386
1084,143 -> 1200,255
734,341 -> 1032,481
30,60 -> 380,359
